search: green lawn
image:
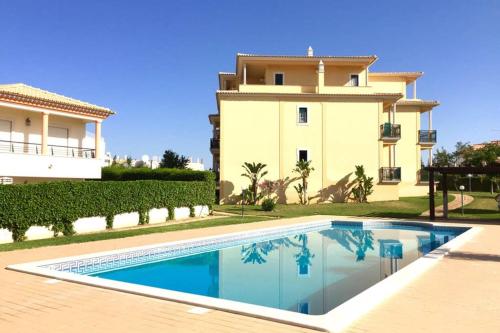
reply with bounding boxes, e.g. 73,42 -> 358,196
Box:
449,192 -> 500,220
0,215 -> 274,252
0,194 -> 455,253
215,195 -> 449,219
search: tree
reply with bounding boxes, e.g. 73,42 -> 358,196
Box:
160,149 -> 189,169
350,165 -> 374,203
293,160 -> 314,205
433,148 -> 454,167
241,162 -> 268,205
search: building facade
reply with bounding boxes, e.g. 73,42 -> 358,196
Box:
0,83 -> 114,183
209,49 -> 438,204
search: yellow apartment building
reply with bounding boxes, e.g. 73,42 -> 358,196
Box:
209,48 -> 437,204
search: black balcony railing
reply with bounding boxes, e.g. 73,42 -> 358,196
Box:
380,123 -> 401,139
0,140 -> 95,158
210,138 -> 220,150
380,167 -> 401,182
419,130 -> 437,143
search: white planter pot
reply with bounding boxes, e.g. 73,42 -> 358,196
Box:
194,205 -> 209,217
25,226 -> 54,241
113,212 -> 139,229
149,208 -> 169,224
0,228 -> 13,244
174,207 -> 190,220
73,216 -> 107,234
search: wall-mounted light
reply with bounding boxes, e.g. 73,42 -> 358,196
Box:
25,118 -> 31,126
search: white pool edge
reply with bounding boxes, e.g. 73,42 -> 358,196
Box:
7,219 -> 481,333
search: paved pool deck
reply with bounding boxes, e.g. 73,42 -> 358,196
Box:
1,216 -> 499,333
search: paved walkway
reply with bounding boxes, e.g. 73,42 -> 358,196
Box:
421,193 -> 474,217
1,216 -> 499,333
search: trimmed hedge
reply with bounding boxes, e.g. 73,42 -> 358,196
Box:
101,167 -> 214,182
0,179 -> 215,242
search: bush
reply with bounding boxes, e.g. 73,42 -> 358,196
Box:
261,198 -> 276,212
0,179 -> 215,242
101,167 -> 214,182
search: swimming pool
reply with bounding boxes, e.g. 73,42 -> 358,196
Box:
8,220 -> 477,332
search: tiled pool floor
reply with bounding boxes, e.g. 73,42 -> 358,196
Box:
1,215 -> 499,333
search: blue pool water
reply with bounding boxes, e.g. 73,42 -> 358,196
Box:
91,222 -> 466,315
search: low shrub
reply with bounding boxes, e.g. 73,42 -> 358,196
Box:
101,167 -> 215,182
261,198 -> 276,212
0,179 -> 215,242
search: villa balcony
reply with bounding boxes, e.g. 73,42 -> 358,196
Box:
418,130 -> 437,146
210,138 -> 220,152
0,140 -> 95,158
0,140 -> 102,180
380,167 -> 401,183
380,123 -> 401,142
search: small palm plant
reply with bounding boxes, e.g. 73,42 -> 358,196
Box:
293,160 -> 314,205
241,162 -> 268,205
350,165 -> 374,203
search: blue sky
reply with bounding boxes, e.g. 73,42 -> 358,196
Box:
1,1 -> 499,166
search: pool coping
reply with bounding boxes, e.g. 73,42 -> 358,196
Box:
6,219 -> 481,333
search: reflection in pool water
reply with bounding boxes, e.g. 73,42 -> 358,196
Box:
92,224 -> 464,315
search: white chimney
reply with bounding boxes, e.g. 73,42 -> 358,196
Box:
318,60 -> 324,73
307,46 -> 314,57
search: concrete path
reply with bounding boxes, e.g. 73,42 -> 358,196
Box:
421,193 -> 474,217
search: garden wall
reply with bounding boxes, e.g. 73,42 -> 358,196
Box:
0,178 -> 214,243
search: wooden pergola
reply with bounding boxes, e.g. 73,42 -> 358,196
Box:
425,166 -> 500,220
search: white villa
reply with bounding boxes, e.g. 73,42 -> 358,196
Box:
0,83 -> 114,184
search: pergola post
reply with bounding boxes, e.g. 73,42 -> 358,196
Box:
442,172 -> 448,219
429,168 -> 435,220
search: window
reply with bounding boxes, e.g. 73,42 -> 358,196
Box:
297,302 -> 309,314
350,74 -> 359,87
298,263 -> 309,276
274,72 -> 284,85
298,149 -> 308,162
297,107 -> 308,124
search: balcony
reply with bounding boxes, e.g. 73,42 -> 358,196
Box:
0,140 -> 102,179
380,123 -> 401,142
418,130 -> 437,145
380,167 -> 401,183
0,140 -> 95,158
210,138 -> 220,151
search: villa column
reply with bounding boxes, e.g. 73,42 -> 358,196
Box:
243,64 -> 247,85
428,109 -> 433,166
317,60 -> 325,93
95,120 -> 102,159
392,103 -> 397,124
41,112 -> 49,155
413,81 -> 417,99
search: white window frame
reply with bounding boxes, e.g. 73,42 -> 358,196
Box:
296,148 -> 309,162
273,72 -> 285,85
349,73 -> 360,87
296,105 -> 309,125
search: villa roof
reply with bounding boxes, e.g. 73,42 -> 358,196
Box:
369,72 -> 423,83
0,83 -> 114,118
237,53 -> 378,62
235,53 -> 378,74
396,99 -> 439,111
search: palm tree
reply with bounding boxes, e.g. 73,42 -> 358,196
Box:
293,160 -> 314,204
241,162 -> 268,205
320,229 -> 374,261
294,234 -> 315,268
